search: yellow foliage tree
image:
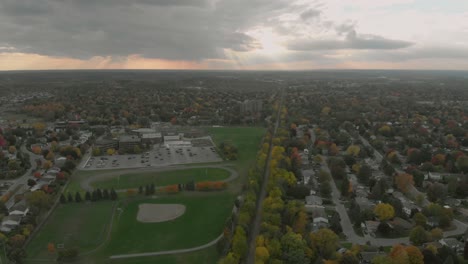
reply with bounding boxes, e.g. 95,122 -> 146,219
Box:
373,203 -> 395,221
107,148 -> 115,155
255,246 -> 270,263
346,145 -> 360,157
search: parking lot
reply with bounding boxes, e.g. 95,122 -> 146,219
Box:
82,145 -> 222,170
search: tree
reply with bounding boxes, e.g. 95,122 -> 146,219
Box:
96,188 -> 103,200
456,155 -> 468,173
26,191 -> 52,210
138,186 -> 143,194
27,179 -> 36,187
232,227 -> 248,258
395,173 -> 414,193
340,177 -> 351,197
389,244 -> 409,264
374,203 -> 395,221
85,191 -> 91,201
320,181 -> 332,199
110,188 -> 118,200
310,228 -> 339,259
357,164 -> 372,185
107,148 -> 115,155
255,246 -> 270,263
8,145 -> 16,154
218,252 -> 240,264
340,252 -> 359,264
409,226 -> 428,246
42,160 -> 52,170
150,183 -> 156,195
405,245 -> 424,264
430,228 -> 443,241
346,145 -> 360,157
67,192 -> 73,203
413,212 -> 427,227
47,242 -> 56,254
75,192 -> 82,202
60,194 -> 66,204
426,183 -> 447,203
92,147 -> 101,156
282,228 -> 311,263
103,189 -> 110,199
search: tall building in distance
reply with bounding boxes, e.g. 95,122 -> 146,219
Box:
240,100 -> 263,113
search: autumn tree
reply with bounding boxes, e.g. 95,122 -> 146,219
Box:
255,246 -> 270,263
232,227 -> 248,259
47,242 -> 56,254
374,203 -> 395,221
395,173 -> 414,193
26,191 -> 52,211
346,145 -> 360,157
430,228 -> 443,241
389,244 -> 409,264
310,228 -> 339,259
8,145 -> 16,154
405,245 -> 424,264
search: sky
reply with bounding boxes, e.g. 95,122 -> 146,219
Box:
1,0 -> 468,70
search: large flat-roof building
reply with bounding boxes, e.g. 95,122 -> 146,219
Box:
142,133 -> 163,144
119,135 -> 141,151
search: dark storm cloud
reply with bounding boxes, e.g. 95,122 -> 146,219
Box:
0,0 -> 274,60
288,30 -> 413,51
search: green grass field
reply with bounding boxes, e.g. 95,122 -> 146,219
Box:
104,246 -> 220,264
102,193 -> 234,255
207,126 -> 265,168
26,201 -> 115,260
92,168 -> 231,190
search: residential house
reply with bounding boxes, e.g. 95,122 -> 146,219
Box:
355,197 -> 375,211
440,238 -> 464,253
0,214 -> 22,233
305,195 -> 323,206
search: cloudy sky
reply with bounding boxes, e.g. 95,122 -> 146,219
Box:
1,0 -> 468,70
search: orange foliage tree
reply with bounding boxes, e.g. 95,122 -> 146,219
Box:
395,173 -> 414,193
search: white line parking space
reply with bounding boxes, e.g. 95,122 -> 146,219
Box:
82,145 -> 222,170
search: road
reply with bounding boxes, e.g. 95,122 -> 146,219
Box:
246,88 -> 283,264
3,144 -> 41,209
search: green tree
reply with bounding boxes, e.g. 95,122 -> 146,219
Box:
281,228 -> 311,264
357,164 -> 372,185
26,191 -> 52,211
232,227 -> 248,258
74,192 -> 82,202
409,226 -> 428,246
320,181 -> 332,199
413,213 -> 427,227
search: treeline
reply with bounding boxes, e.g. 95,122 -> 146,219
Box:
60,188 -> 118,203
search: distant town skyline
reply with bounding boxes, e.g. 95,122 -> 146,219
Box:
1,0 -> 468,70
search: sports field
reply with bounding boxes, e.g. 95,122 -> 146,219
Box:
26,201 -> 115,260
207,126 -> 265,168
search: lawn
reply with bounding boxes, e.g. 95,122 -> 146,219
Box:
92,167 -> 231,190
26,201 -> 115,261
100,193 -> 234,255
207,126 -> 265,168
99,246 -> 220,264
